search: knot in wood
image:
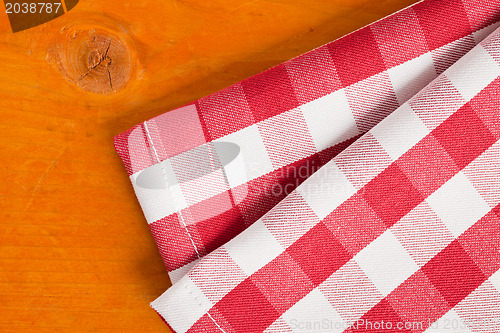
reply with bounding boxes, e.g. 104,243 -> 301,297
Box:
48,27 -> 132,94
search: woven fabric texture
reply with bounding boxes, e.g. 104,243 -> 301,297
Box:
114,0 -> 500,332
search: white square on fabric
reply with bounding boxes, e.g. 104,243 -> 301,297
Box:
453,281 -> 500,333
131,171 -> 186,224
463,141 -> 500,208
257,108 -> 317,168
224,220 -> 284,276
151,277 -> 213,333
489,269 -> 500,293
354,230 -> 419,297
370,103 -> 430,160
282,288 -> 345,333
215,124 -> 274,184
426,309 -> 473,333
301,89 -> 360,151
426,172 -> 490,237
390,203 -> 455,267
297,162 -> 356,220
444,45 -> 500,101
388,52 -> 437,104
319,260 -> 383,324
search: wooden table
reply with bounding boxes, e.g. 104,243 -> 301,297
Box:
0,0 -> 419,331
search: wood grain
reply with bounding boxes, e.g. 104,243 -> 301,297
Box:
0,0 -> 419,331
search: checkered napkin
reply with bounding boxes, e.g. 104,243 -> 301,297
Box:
113,0 -> 500,331
114,0 -> 500,284
150,26 -> 500,332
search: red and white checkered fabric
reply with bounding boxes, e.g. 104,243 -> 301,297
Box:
150,27 -> 500,332
115,0 -> 500,284
114,0 -> 500,331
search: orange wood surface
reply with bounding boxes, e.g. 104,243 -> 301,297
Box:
0,0 -> 419,331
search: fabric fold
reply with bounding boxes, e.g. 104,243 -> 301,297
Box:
151,26 -> 500,333
114,0 -> 500,285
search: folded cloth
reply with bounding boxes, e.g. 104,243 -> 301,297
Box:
151,25 -> 500,333
114,0 -> 500,285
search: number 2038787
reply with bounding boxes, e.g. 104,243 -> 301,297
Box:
5,2 -> 62,14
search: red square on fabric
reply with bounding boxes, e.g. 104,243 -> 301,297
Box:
286,222 -> 350,285
387,271 -> 449,324
458,208 -> 500,277
422,241 -> 486,307
362,163 -> 424,228
250,252 -> 314,313
396,135 -> 459,197
214,278 -> 279,333
460,0 -> 500,31
242,64 -> 299,122
413,0 -> 473,50
431,104 -> 496,170
236,172 -> 296,227
197,83 -> 255,140
371,8 -> 429,68
192,193 -> 246,256
323,193 -> 386,256
349,299 -> 410,332
151,104 -> 207,158
285,45 -> 342,104
150,214 -> 200,272
328,28 -> 387,86
470,77 -> 500,140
